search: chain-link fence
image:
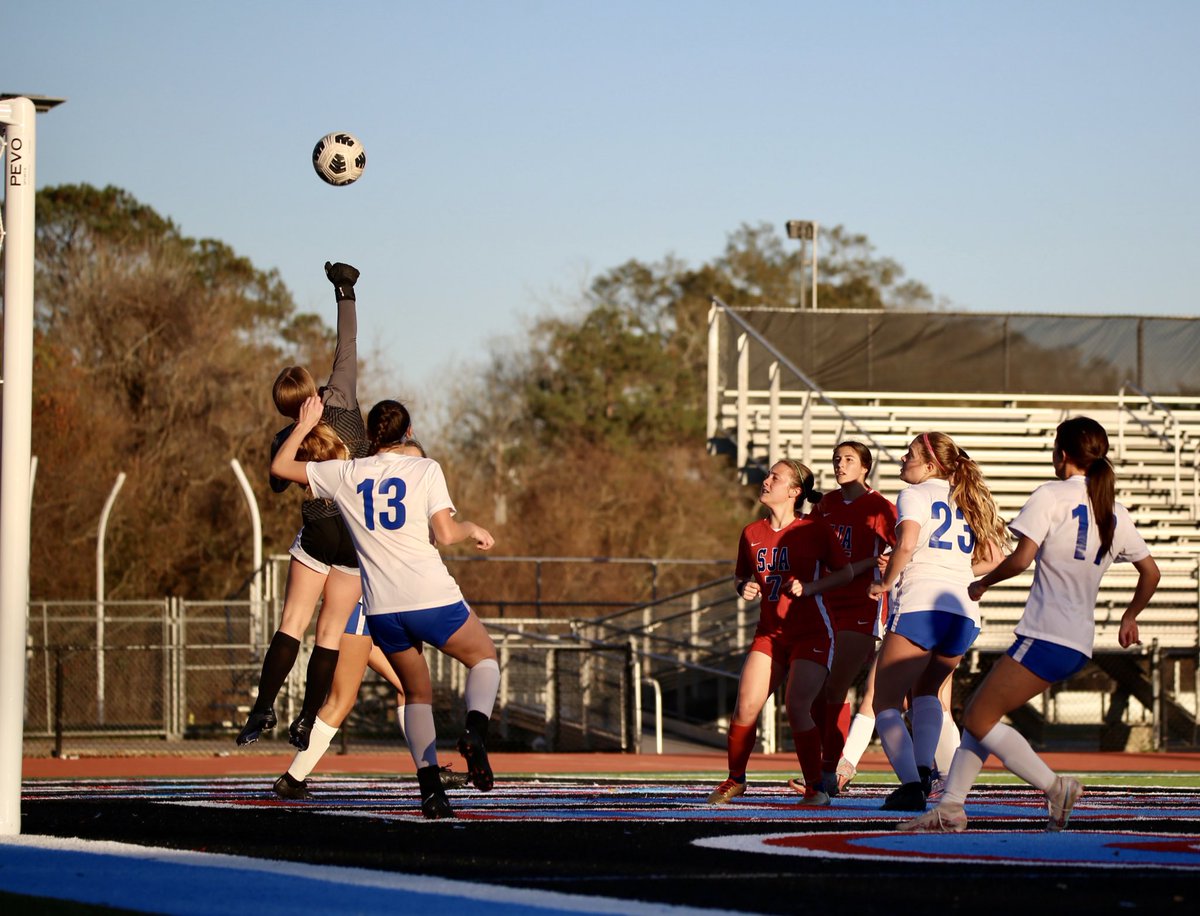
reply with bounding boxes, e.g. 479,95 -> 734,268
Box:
22,561 -> 1200,757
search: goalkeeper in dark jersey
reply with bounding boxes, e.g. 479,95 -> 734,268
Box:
236,261 -> 368,751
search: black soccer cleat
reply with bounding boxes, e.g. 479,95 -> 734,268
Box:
457,728 -> 494,792
881,781 -> 928,812
438,766 -> 471,790
918,765 -> 933,798
272,772 -> 312,801
235,707 -> 277,746
416,765 -> 455,819
288,714 -> 315,751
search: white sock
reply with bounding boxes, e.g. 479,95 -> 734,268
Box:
977,722 -> 1055,791
841,713 -> 875,767
935,709 -> 961,773
395,704 -> 407,743
876,707 -> 920,785
403,703 -> 439,770
465,658 -> 500,717
910,695 -> 943,770
286,715 -> 338,781
939,735 -> 988,807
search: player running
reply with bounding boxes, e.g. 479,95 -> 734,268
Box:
271,397 -> 499,819
868,432 -> 1006,812
707,459 -> 858,808
899,417 -> 1160,833
803,442 -> 897,797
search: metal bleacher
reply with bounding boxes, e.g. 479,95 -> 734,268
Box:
701,299 -> 1200,748
439,302 -> 1199,754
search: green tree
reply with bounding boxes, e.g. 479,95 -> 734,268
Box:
27,184 -> 333,599
439,221 -> 948,611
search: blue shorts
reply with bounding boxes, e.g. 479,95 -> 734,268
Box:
889,610 -> 980,657
344,603 -> 371,637
368,601 -> 471,654
1007,636 -> 1089,682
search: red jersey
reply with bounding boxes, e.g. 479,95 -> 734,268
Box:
735,515 -> 848,640
814,488 -> 898,618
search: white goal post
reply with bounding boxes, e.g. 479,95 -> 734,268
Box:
0,95 -> 37,836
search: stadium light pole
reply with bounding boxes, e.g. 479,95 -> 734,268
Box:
0,93 -> 64,836
786,220 -> 819,310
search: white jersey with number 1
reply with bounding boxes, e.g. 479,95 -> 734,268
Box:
306,454 -> 465,615
1009,475 -> 1150,656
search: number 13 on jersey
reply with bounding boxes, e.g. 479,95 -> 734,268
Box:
357,477 -> 407,530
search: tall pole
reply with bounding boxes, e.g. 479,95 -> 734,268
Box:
797,239 -> 806,311
0,96 -> 36,836
96,472 -> 127,726
230,459 -> 263,641
811,222 -> 820,311
786,220 -> 818,309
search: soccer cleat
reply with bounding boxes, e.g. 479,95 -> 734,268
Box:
706,777 -> 746,804
288,714 -> 315,751
235,707 -> 277,746
416,765 -> 455,819
926,769 -> 947,802
1045,776 -> 1083,832
457,728 -> 494,792
272,773 -> 311,801
896,803 -> 967,833
835,758 -> 857,793
820,770 -> 840,798
797,785 -> 831,807
438,766 -> 470,790
881,781 -> 928,811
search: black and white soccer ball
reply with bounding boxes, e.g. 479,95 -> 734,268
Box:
312,132 -> 367,186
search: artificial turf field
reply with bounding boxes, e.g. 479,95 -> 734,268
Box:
5,753 -> 1200,914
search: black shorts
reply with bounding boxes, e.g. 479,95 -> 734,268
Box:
291,515 -> 359,571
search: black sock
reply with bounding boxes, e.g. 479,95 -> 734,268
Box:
466,709 -> 490,741
253,631 -> 300,713
300,646 -> 339,719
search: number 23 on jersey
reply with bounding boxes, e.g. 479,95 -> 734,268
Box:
928,500 -> 975,553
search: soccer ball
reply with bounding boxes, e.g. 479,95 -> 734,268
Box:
312,132 -> 366,186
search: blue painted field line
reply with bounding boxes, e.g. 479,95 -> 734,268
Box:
0,835 -> 750,916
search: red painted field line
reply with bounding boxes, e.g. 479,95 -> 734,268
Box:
23,750 -> 1200,780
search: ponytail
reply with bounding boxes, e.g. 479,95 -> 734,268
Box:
367,400 -> 413,455
297,423 -> 348,462
1057,417 -> 1117,557
778,458 -> 821,516
918,431 -> 1006,563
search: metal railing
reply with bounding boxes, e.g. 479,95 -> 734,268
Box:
708,298 -> 899,481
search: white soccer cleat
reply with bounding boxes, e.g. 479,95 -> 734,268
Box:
1046,776 -> 1083,831
835,758 -> 857,793
896,803 -> 967,833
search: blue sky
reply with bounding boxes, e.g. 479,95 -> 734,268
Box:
7,1 -> 1198,408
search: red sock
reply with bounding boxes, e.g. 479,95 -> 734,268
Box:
792,725 -> 823,789
810,695 -> 826,737
822,702 -> 852,768
727,722 -> 757,779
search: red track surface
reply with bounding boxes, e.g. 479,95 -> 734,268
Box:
24,749 -> 1200,779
